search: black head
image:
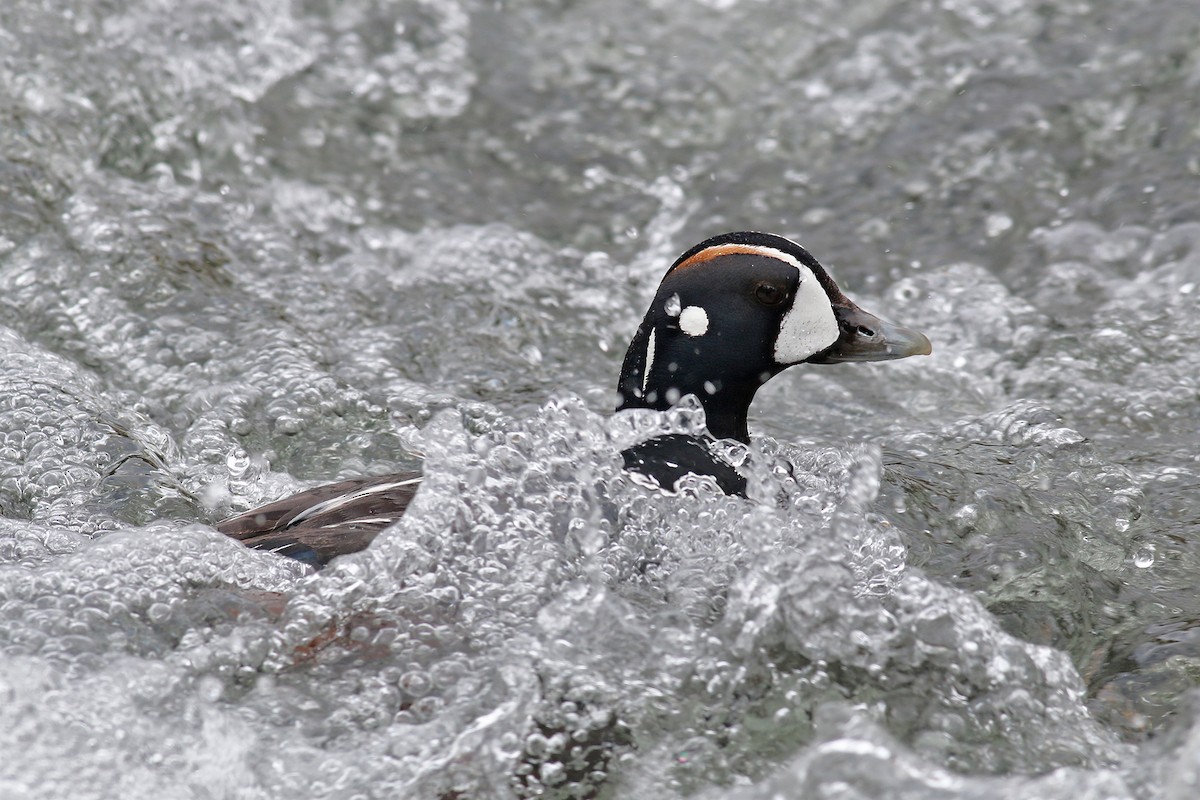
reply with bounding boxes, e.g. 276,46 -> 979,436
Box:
616,231 -> 931,443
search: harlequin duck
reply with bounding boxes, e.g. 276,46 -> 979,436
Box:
217,231 -> 931,566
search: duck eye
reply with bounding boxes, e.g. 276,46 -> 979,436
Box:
754,282 -> 786,306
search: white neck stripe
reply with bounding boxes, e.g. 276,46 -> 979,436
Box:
641,327 -> 656,392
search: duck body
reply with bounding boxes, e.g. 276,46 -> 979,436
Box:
216,232 -> 930,567
216,473 -> 421,567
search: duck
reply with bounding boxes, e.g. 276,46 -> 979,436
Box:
216,231 -> 931,567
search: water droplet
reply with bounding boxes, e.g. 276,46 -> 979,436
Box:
1133,545 -> 1155,568
197,675 -> 224,703
226,450 -> 251,474
521,345 -> 543,365
300,128 -> 326,148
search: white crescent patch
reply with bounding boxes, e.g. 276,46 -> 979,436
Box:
773,264 -> 839,364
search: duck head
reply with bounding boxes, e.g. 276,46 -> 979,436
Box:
617,231 -> 931,444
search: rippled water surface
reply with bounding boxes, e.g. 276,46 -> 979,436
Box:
3,0 -> 1200,797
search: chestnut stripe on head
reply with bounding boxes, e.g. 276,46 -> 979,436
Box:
666,240 -> 841,365
668,242 -> 808,276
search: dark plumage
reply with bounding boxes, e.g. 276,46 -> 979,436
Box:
216,231 -> 931,566
216,474 -> 420,567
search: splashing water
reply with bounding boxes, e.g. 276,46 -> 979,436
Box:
3,0 -> 1200,798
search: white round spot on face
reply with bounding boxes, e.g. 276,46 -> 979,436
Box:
679,305 -> 709,336
703,380 -> 717,395
665,387 -> 681,404
774,266 -> 839,364
664,293 -> 682,317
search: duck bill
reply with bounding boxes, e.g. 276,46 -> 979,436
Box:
809,303 -> 932,363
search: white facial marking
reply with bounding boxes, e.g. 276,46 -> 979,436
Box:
773,263 -> 840,364
641,327 -> 656,392
664,293 -> 682,317
679,305 -> 709,336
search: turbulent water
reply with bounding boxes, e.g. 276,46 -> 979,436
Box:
2,0 -> 1199,797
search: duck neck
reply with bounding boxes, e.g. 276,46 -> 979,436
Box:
617,327 -> 774,444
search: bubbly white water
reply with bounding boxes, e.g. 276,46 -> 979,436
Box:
3,0 -> 1200,798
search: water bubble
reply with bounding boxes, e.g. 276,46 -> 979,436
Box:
300,128 -> 326,148
1133,545 -> 1155,568
526,733 -> 550,758
411,696 -> 442,720
985,213 -> 1014,238
521,345 -> 543,365
398,671 -> 432,697
274,416 -> 304,435
196,675 -> 224,703
225,450 -> 251,475
539,762 -> 566,786
893,281 -> 920,302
